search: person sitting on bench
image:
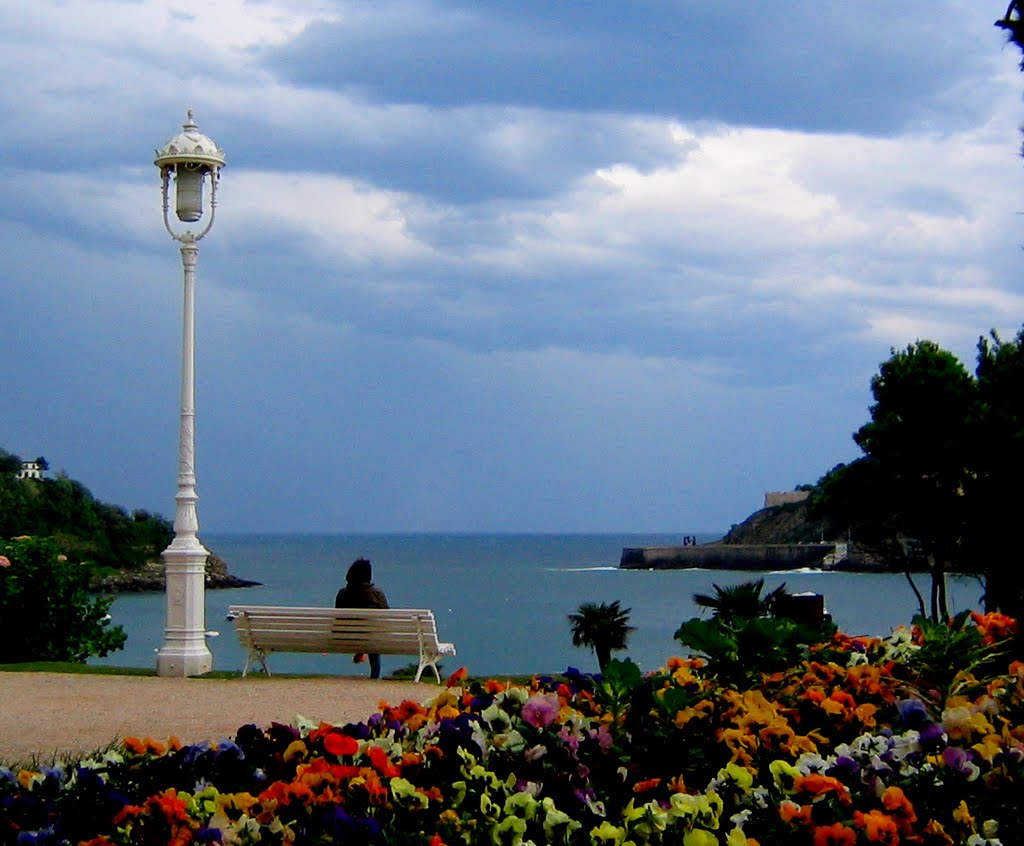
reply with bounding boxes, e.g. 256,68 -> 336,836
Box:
334,558 -> 389,678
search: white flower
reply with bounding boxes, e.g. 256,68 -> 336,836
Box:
795,752 -> 829,774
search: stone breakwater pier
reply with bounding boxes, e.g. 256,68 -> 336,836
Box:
619,542 -> 876,571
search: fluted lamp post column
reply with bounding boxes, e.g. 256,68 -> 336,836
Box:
154,111 -> 225,677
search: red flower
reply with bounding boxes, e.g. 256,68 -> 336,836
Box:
259,779 -> 315,806
367,744 -> 401,778
323,731 -> 359,757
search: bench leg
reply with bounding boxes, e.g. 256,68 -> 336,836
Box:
242,649 -> 271,678
415,657 -> 442,683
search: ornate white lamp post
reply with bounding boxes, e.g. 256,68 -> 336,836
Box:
154,111 -> 225,677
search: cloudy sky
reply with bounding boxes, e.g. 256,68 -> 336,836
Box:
3,0 -> 1023,534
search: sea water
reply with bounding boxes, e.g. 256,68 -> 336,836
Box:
90,533 -> 983,677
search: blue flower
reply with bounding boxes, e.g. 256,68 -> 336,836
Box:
183,741 -> 213,765
829,755 -> 860,776
212,740 -> 245,761
918,722 -> 947,751
316,805 -> 382,841
896,699 -> 929,727
344,721 -> 372,739
16,825 -> 56,845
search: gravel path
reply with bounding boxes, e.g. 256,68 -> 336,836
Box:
0,672 -> 437,766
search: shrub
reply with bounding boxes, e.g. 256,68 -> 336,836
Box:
677,578 -> 837,687
0,535 -> 126,663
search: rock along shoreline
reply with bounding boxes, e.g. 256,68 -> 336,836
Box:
88,554 -> 261,593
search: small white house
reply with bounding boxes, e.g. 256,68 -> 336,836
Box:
17,461 -> 43,480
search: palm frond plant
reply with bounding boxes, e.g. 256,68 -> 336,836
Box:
681,578 -> 835,686
692,577 -> 790,623
568,600 -> 636,672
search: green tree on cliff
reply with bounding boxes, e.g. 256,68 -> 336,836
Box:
0,446 -> 171,572
855,341 -> 976,620
970,329 -> 1024,619
810,335 -> 1024,622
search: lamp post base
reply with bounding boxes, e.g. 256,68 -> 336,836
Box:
156,645 -> 213,677
156,539 -> 213,677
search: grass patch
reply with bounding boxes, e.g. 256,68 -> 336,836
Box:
0,663 -> 549,688
0,662 -> 156,676
0,662 -> 550,686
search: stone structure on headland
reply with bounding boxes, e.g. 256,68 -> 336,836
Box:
763,490 -> 810,508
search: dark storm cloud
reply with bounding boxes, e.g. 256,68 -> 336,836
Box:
263,0 -> 990,134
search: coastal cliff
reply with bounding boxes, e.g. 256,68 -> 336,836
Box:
721,499 -> 823,544
2,446 -> 259,592
620,499 -> 891,571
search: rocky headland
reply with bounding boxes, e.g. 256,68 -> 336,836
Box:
88,553 -> 261,593
621,499 -> 893,572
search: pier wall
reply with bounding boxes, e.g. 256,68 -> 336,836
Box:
620,543 -> 837,570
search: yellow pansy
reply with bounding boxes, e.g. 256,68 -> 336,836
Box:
717,762 -> 754,792
769,759 -> 801,792
683,829 -> 719,846
591,821 -> 628,845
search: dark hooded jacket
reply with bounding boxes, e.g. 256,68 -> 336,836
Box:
335,558 -> 389,609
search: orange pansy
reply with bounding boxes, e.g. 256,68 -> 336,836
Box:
794,773 -> 849,803
854,809 -> 900,846
813,822 -> 857,846
779,800 -> 813,826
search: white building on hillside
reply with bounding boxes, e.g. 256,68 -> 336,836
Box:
17,460 -> 43,480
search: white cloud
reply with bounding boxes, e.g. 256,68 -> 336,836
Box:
220,169 -> 433,263
3,0 -> 339,58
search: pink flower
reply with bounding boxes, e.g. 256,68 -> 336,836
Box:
0,555 -> 10,568
522,692 -> 560,728
589,724 -> 614,751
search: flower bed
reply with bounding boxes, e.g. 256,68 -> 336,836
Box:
2,612 -> 1022,846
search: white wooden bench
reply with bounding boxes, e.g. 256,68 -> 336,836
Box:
226,605 -> 456,682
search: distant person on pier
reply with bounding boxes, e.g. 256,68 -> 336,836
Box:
334,557 -> 389,679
